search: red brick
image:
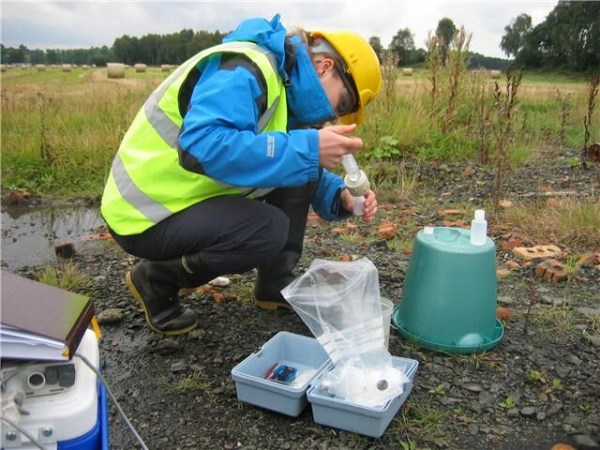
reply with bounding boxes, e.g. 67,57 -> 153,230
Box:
535,258 -> 567,282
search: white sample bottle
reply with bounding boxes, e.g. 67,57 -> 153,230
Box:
470,210 -> 487,245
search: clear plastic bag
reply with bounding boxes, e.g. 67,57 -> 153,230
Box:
282,258 -> 408,408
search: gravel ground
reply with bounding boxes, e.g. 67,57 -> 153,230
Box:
5,152 -> 600,450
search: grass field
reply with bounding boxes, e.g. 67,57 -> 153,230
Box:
0,65 -> 596,197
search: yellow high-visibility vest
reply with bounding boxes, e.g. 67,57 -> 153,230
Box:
101,42 -> 288,235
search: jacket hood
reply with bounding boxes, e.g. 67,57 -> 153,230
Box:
222,15 -> 288,78
286,35 -> 336,128
223,15 -> 335,127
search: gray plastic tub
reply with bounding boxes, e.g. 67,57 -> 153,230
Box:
231,331 -> 331,417
307,357 -> 419,437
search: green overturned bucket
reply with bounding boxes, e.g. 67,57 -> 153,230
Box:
393,225 -> 504,354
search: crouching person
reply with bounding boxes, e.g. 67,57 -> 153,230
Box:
101,15 -> 382,335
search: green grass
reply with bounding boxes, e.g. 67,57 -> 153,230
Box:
503,196 -> 600,253
394,397 -> 450,448
1,67 -> 596,198
36,261 -> 92,291
1,68 -> 163,196
162,372 -> 215,394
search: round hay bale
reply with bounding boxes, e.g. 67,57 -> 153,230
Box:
402,68 -> 414,76
0,65 -> 6,73
107,63 -> 125,79
81,65 -> 89,70
36,64 -> 46,72
134,63 -> 148,73
62,64 -> 72,72
161,64 -> 172,72
490,70 -> 501,79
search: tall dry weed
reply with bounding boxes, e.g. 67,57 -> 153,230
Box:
426,33 -> 442,111
382,50 -> 399,115
492,66 -> 523,217
444,26 -> 471,132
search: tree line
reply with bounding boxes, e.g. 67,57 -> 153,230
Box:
2,17 -> 510,69
0,29 -> 228,66
8,4 -> 597,74
501,0 -> 599,72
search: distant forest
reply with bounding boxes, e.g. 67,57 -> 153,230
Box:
0,28 -> 513,71
1,1 -> 597,72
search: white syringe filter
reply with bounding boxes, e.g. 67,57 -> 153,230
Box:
475,210 -> 485,221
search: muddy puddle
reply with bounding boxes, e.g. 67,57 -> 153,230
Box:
1,205 -> 105,270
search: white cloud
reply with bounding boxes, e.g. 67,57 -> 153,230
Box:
1,1 -> 557,57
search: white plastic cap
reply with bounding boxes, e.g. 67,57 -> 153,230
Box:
423,226 -> 434,235
474,210 -> 485,221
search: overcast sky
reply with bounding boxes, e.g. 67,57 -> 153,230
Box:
1,1 -> 557,59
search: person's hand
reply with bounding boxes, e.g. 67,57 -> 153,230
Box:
341,189 -> 378,222
317,124 -> 363,169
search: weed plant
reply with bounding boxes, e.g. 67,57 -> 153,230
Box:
36,261 -> 92,291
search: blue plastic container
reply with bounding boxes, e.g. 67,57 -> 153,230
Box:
231,332 -> 332,417
307,357 -> 419,438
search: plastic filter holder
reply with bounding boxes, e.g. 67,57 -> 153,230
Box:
470,210 -> 487,246
342,154 -> 370,216
352,196 -> 365,216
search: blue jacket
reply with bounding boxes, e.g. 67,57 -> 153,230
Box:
179,15 -> 350,221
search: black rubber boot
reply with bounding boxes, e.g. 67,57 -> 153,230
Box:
255,183 -> 317,311
126,252 -> 217,335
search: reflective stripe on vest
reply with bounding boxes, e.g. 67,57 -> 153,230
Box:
101,43 -> 288,235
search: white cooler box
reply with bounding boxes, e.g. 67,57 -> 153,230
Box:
1,329 -> 108,450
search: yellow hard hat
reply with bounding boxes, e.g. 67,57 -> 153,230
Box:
310,30 -> 382,126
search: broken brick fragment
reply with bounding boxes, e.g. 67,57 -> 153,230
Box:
307,212 -> 325,226
438,209 -> 465,217
496,269 -> 511,279
512,245 -> 562,261
461,166 -> 476,178
576,253 -> 600,267
496,306 -> 511,320
331,227 -> 349,235
3,191 -> 29,207
54,241 -> 76,259
378,222 -> 397,240
501,240 -> 524,250
505,260 -> 521,269
535,258 -> 567,282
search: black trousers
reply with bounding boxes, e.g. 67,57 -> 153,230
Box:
110,184 -> 316,276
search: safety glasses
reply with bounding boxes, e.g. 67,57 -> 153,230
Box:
334,65 -> 358,118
